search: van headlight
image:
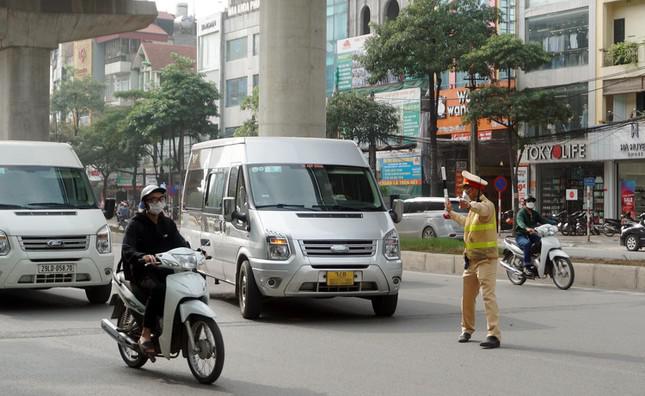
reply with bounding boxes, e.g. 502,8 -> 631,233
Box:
96,225 -> 111,254
0,230 -> 10,256
267,236 -> 291,260
383,229 -> 400,260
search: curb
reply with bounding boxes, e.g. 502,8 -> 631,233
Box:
402,251 -> 645,293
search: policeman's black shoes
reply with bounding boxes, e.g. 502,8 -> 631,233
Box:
458,332 -> 471,343
479,336 -> 501,349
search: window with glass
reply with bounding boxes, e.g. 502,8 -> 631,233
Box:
183,170 -> 206,209
200,33 -> 219,70
526,8 -> 588,69
252,33 -> 260,56
618,162 -> 645,217
105,39 -> 140,63
224,126 -> 239,137
0,166 -> 97,209
226,36 -> 247,62
226,76 -> 248,107
205,169 -> 228,211
253,74 -> 259,88
526,82 -> 588,137
247,164 -> 384,211
499,0 -> 516,34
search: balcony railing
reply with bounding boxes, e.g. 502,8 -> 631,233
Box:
602,41 -> 643,67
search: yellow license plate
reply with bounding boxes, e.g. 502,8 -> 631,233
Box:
326,271 -> 354,286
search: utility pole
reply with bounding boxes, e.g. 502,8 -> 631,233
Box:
467,73 -> 478,174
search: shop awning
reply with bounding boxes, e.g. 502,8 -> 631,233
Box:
603,76 -> 645,96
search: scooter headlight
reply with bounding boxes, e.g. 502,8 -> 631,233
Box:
0,230 -> 10,256
169,252 -> 204,270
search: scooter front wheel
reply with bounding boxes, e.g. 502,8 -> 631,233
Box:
185,315 -> 225,384
551,257 -> 575,290
504,252 -> 526,286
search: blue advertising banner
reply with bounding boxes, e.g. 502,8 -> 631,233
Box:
379,155 -> 422,186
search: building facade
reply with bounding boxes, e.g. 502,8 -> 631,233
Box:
518,0 -> 645,218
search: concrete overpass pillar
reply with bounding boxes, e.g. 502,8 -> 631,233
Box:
0,0 -> 157,141
0,47 -> 51,141
259,0 -> 326,138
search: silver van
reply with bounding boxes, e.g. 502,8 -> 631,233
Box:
180,137 -> 403,319
396,197 -> 465,239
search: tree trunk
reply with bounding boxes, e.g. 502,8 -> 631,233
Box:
507,127 -> 517,236
101,171 -> 110,208
430,73 -> 441,197
368,139 -> 376,174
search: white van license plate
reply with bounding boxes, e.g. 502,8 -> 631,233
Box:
37,264 -> 75,274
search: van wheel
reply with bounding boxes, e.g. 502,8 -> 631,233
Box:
422,227 -> 436,239
238,260 -> 262,319
85,284 -> 112,304
625,235 -> 640,251
371,294 -> 398,317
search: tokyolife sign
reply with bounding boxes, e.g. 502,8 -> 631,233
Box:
525,143 -> 587,162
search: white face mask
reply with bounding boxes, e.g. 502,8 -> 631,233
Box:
526,202 -> 535,209
148,201 -> 164,215
461,190 -> 471,203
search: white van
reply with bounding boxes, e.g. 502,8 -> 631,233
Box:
0,142 -> 114,303
181,137 -> 404,319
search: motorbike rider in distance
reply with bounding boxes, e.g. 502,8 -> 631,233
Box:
121,185 -> 189,358
515,196 -> 556,275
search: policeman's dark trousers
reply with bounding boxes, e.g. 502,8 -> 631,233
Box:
516,233 -> 541,267
462,257 -> 500,339
137,267 -> 172,329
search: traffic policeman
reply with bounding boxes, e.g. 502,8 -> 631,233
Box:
445,171 -> 501,349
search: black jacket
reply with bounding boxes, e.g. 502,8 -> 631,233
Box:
121,212 -> 189,282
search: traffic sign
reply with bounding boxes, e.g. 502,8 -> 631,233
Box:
493,176 -> 507,193
566,189 -> 578,201
584,177 -> 595,187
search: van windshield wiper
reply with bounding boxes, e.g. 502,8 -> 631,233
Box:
315,204 -> 383,212
26,202 -> 73,208
0,203 -> 27,209
255,203 -> 317,211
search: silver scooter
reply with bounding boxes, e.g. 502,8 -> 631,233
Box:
101,247 -> 225,384
499,224 -> 575,290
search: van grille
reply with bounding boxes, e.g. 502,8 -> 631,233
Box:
18,236 -> 89,251
299,240 -> 376,257
14,211 -> 77,216
299,281 -> 378,292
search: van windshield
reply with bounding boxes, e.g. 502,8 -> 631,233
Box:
0,166 -> 98,209
248,164 -> 384,211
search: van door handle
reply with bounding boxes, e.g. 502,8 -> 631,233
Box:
200,239 -> 211,247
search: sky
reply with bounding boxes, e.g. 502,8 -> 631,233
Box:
153,0 -> 226,20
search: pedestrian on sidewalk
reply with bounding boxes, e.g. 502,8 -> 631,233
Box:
445,171 -> 501,349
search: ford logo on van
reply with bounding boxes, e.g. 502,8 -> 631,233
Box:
330,244 -> 349,253
47,240 -> 64,248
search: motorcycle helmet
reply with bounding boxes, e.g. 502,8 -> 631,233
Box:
140,184 -> 166,203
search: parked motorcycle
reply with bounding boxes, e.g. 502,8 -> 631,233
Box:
101,247 -> 225,384
600,217 -> 622,237
500,224 -> 575,290
501,209 -> 514,230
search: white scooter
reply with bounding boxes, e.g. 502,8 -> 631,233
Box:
499,224 -> 575,290
101,248 -> 224,384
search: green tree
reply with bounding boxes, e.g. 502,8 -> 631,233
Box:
51,71 -> 105,137
463,34 -> 571,216
235,86 -> 259,137
155,54 -> 219,176
326,91 -> 399,172
72,108 -> 131,201
360,0 -> 497,196
123,55 -> 219,184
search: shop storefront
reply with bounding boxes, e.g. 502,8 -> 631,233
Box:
522,120 -> 645,219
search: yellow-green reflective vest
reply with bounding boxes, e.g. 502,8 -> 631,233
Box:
463,196 -> 498,260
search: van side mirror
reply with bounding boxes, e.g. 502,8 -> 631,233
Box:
223,197 -> 235,222
390,199 -> 404,224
